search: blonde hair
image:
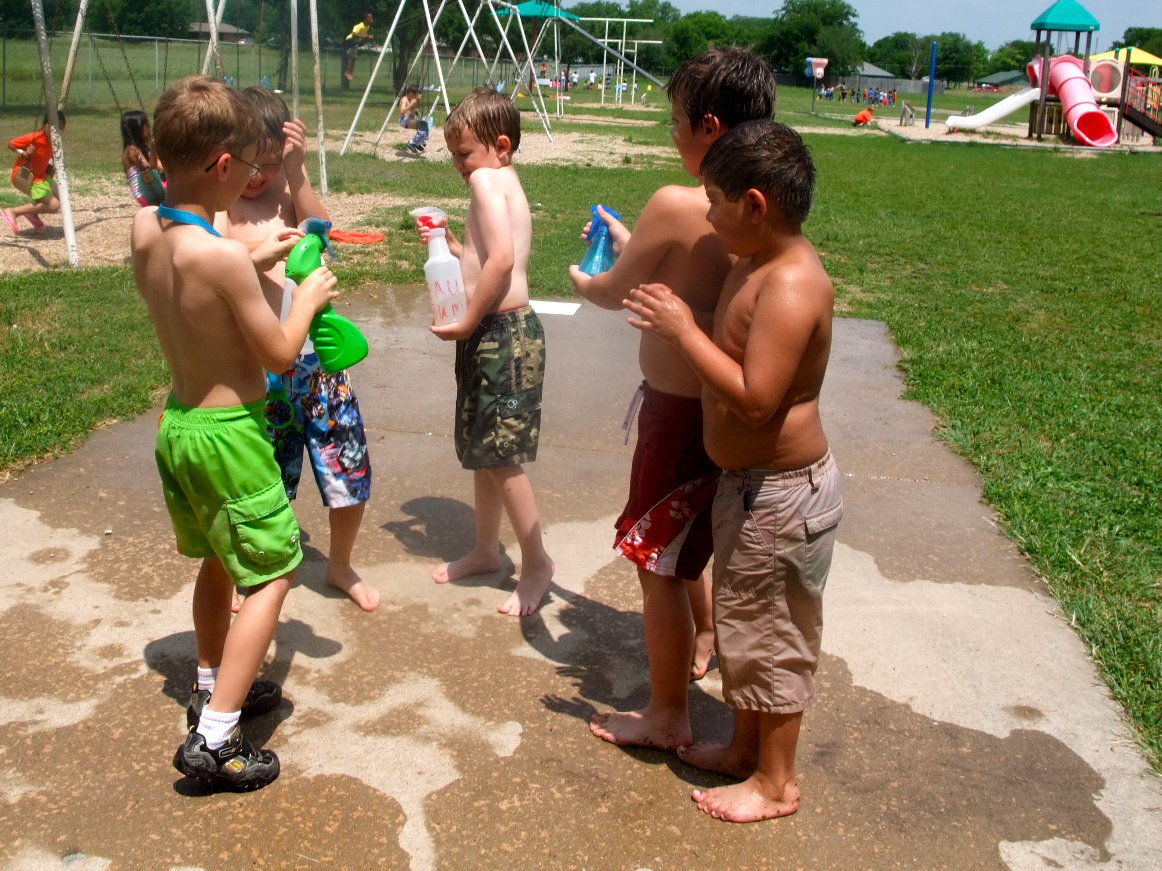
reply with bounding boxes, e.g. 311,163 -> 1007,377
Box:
152,76 -> 261,173
444,87 -> 521,153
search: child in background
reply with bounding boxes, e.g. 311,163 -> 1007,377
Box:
4,113 -> 65,233
417,87 -> 554,616
121,109 -> 166,207
625,119 -> 843,822
399,86 -> 430,154
569,47 -> 776,750
221,86 -> 378,612
134,75 -> 337,790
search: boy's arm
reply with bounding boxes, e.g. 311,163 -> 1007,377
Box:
625,279 -> 816,428
282,119 -> 329,225
215,241 -> 337,371
567,186 -> 681,309
431,170 -> 512,341
416,213 -> 463,258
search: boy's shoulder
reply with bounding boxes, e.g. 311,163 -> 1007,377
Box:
642,183 -> 708,221
468,165 -> 528,203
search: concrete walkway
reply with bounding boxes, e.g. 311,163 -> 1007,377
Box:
1,289 -> 1159,871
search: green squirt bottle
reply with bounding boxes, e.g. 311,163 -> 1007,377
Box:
284,222 -> 369,374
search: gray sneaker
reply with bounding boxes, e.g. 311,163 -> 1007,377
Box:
173,725 -> 280,791
185,680 -> 281,729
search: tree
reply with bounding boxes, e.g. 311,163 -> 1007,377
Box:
758,0 -> 864,76
986,39 -> 1036,76
668,11 -> 733,65
1117,27 -> 1162,58
868,31 -> 926,79
930,31 -> 982,86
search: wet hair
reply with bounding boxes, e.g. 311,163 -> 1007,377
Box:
120,109 -> 151,157
152,76 -> 261,173
241,85 -> 290,155
666,46 -> 775,130
700,120 -> 815,226
444,87 -> 521,153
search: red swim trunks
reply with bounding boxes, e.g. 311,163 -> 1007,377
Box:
614,381 -> 720,579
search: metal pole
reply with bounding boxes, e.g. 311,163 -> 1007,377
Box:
29,0 -> 79,268
421,0 -> 454,115
925,41 -> 937,128
58,0 -> 92,109
307,0 -> 327,195
290,0 -> 299,119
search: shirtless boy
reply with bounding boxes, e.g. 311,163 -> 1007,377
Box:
133,76 -> 337,790
568,47 -> 775,749
221,86 -> 378,613
625,119 -> 843,822
418,87 -> 554,616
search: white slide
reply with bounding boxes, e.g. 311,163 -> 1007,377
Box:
946,87 -> 1041,129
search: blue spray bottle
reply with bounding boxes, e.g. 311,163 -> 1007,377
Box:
579,205 -> 621,276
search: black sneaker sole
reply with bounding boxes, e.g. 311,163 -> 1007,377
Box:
173,742 -> 280,791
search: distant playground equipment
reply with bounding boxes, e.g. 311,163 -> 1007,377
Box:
805,57 -> 828,114
944,0 -> 1161,147
340,0 -> 665,156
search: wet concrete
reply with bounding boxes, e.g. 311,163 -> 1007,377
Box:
1,290 -> 1159,871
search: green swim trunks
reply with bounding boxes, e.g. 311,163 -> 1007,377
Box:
454,305 -> 545,470
155,396 -> 303,587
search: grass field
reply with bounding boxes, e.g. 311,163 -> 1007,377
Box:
1,83 -> 1159,770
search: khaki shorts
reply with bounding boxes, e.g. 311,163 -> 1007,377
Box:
712,452 -> 843,714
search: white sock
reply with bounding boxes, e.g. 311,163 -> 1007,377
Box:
197,707 -> 240,750
196,666 -> 218,693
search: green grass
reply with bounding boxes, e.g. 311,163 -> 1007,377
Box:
0,92 -> 1159,771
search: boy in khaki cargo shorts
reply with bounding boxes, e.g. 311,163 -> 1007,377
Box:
133,75 -> 337,791
626,120 -> 842,822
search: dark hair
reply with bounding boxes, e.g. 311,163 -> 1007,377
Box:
241,85 -> 290,154
153,75 -> 261,173
445,87 -> 521,152
120,109 -> 151,157
666,47 -> 775,130
700,120 -> 815,226
42,110 -> 66,126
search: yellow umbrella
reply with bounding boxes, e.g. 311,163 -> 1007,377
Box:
1089,46 -> 1162,67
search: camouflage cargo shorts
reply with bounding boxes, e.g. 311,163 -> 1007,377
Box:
454,305 -> 545,469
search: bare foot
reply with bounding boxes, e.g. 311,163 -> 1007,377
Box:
230,588 -> 242,614
676,741 -> 755,779
327,565 -> 380,611
432,551 -> 502,584
691,774 -> 801,822
589,709 -> 692,750
497,557 -> 554,616
690,628 -> 715,681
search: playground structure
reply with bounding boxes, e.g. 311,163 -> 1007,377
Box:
340,0 -> 663,156
946,0 -> 1161,147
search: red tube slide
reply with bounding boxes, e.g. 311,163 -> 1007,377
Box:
1028,55 -> 1118,147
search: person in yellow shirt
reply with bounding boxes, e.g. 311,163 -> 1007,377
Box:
342,12 -> 374,87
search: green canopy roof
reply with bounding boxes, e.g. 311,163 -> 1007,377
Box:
1031,0 -> 1100,33
496,1 -> 580,19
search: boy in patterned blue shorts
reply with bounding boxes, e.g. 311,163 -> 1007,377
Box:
219,86 -> 378,611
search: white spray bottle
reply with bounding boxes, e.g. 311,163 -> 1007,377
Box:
410,206 -> 468,327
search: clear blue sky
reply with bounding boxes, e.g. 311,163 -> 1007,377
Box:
664,1 -> 1161,51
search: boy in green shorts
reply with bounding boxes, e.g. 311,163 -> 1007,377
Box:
133,75 -> 337,790
4,113 -> 65,233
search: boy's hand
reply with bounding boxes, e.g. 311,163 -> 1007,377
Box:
581,204 -> 630,256
416,213 -> 448,244
624,282 -> 695,343
282,119 -> 308,176
253,228 -> 304,271
296,265 -> 339,312
429,318 -> 475,342
567,264 -> 592,294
